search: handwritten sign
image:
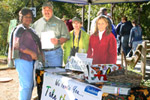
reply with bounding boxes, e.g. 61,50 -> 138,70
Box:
41,72 -> 102,100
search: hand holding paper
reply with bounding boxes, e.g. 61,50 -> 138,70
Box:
41,31 -> 55,49
51,38 -> 58,45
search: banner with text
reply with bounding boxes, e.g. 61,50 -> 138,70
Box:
41,72 -> 102,100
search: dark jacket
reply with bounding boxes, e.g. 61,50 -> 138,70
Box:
116,22 -> 122,35
120,21 -> 133,36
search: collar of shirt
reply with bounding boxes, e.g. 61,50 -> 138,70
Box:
98,30 -> 105,40
43,15 -> 54,22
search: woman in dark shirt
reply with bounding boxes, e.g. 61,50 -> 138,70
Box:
11,8 -> 43,100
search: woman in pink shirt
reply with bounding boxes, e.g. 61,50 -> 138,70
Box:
87,16 -> 117,64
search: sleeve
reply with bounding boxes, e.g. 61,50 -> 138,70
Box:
111,24 -> 117,38
129,29 -> 134,45
85,34 -> 90,53
119,24 -> 124,36
116,23 -> 121,35
63,42 -> 67,64
13,27 -> 24,50
60,21 -> 70,39
63,37 -> 72,64
8,27 -> 17,60
87,36 -> 93,58
107,35 -> 117,64
14,27 -> 26,51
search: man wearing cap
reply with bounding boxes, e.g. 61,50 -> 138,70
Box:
32,1 -> 70,67
63,17 -> 89,64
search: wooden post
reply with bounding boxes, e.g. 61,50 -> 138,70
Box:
82,5 -> 85,27
121,50 -> 123,67
141,41 -> 147,79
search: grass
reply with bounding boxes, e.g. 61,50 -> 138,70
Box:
0,55 -> 7,59
127,66 -> 150,87
141,80 -> 150,87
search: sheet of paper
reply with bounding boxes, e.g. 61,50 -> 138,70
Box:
75,53 -> 93,65
75,53 -> 87,59
41,31 -> 55,49
45,68 -> 66,73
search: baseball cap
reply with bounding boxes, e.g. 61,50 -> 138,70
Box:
72,17 -> 82,23
42,1 -> 53,9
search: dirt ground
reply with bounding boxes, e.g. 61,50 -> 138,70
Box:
0,68 -> 37,100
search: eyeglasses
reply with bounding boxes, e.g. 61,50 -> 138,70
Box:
24,16 -> 32,19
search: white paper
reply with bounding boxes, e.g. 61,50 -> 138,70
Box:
41,31 -> 55,49
102,85 -> 130,95
65,56 -> 87,72
75,53 -> 87,59
45,68 -> 66,73
75,53 -> 93,65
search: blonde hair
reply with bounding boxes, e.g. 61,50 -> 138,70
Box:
94,16 -> 111,36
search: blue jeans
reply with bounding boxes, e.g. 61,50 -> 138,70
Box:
44,47 -> 63,67
121,35 -> 131,56
14,59 -> 34,100
132,40 -> 143,53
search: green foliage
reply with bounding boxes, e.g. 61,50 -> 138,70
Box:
81,2 -> 150,38
140,2 -> 150,39
141,80 -> 150,87
82,4 -> 111,30
52,2 -> 80,19
0,0 -> 25,55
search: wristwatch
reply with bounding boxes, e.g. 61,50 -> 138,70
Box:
58,39 -> 61,45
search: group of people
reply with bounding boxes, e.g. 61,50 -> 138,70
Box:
116,16 -> 143,56
7,1 -> 142,100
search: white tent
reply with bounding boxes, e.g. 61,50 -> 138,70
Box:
50,0 -> 149,33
